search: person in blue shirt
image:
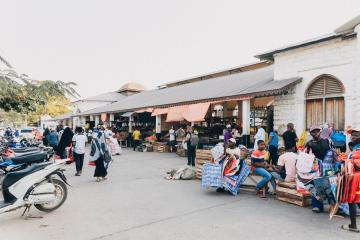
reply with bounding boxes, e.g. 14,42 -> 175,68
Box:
49,129 -> 59,152
268,129 -> 279,165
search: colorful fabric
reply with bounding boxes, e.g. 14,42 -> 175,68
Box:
223,156 -> 240,177
322,150 -> 337,176
201,163 -> 223,188
223,162 -> 250,195
251,150 -> 266,165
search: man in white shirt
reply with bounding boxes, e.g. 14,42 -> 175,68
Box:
254,124 -> 266,150
169,126 -> 176,152
72,127 -> 88,176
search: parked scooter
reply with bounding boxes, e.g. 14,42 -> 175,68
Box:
0,159 -> 69,218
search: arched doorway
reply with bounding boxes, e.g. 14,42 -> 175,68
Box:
306,74 -> 345,130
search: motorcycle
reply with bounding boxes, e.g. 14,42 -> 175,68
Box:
0,159 -> 69,218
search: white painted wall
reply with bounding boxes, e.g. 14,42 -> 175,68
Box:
272,31 -> 360,134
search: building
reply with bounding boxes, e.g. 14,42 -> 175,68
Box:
51,82 -> 145,128
256,14 -> 360,133
76,14 -> 360,145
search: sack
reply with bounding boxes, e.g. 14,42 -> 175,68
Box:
331,131 -> 346,147
296,151 -> 316,173
202,163 -> 222,188
190,134 -> 199,147
211,145 -> 224,163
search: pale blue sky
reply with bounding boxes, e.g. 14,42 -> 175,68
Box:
1,0 -> 360,98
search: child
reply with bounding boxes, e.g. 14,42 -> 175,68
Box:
251,140 -> 276,197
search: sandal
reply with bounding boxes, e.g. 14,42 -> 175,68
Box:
341,224 -> 360,233
256,190 -> 266,198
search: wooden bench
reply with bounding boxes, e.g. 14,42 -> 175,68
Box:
276,181 -> 311,207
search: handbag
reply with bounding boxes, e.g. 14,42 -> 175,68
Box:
94,138 -> 112,163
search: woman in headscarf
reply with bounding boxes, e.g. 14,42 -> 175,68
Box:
43,128 -> 50,146
90,130 -> 109,182
56,127 -> 74,159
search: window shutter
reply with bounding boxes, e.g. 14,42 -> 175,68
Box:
325,78 -> 343,95
307,78 -> 325,97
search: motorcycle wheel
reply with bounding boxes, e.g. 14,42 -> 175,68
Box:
34,179 -> 67,212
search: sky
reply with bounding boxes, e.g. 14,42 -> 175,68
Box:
1,0 -> 360,99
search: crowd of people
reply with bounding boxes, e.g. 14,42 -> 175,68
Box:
3,123 -> 122,182
221,122 -> 359,233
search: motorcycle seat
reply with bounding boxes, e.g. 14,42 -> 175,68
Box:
14,150 -> 42,157
13,147 -> 39,153
2,162 -> 52,189
11,152 -> 47,165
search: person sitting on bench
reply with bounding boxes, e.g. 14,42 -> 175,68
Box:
251,140 -> 276,197
274,146 -> 297,182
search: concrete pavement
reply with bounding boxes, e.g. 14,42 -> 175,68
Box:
0,149 -> 359,240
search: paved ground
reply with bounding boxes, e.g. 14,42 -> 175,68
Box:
0,149 -> 359,240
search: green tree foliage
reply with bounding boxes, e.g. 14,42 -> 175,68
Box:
0,67 -> 79,113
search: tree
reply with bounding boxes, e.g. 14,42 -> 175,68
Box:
0,55 -> 79,113
26,96 -> 72,124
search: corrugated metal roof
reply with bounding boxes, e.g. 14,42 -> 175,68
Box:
77,66 -> 301,116
51,112 -> 73,121
73,91 -> 127,103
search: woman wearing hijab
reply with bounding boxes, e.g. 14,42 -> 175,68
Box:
90,131 -> 109,182
43,128 -> 50,146
56,127 -> 74,159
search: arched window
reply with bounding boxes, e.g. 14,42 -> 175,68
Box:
306,75 -> 345,130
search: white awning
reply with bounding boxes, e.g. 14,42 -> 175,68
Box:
122,112 -> 134,117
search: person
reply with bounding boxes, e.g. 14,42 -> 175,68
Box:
268,129 -> 279,165
132,127 -> 141,151
56,122 -> 64,133
72,127 -> 87,176
276,146 -> 297,182
4,127 -> 13,138
34,129 -> 43,141
341,128 -> 360,233
14,129 -> 20,138
185,126 -> 198,167
90,131 -> 108,182
251,140 -> 276,197
49,129 -> 59,151
56,127 -> 74,159
226,138 -> 245,159
223,124 -> 232,149
87,130 -> 93,143
169,126 -> 176,153
105,126 -> 113,138
254,123 -> 266,150
306,126 -> 331,213
283,123 -> 298,150
43,128 -> 50,146
346,125 -> 353,153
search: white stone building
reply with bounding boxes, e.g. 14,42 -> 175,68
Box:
256,15 -> 360,134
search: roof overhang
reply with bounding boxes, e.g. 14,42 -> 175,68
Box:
335,14 -> 360,34
255,33 -> 356,61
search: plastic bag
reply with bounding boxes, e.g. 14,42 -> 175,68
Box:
296,151 -> 315,173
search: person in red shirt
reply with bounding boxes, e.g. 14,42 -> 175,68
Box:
342,128 -> 360,233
